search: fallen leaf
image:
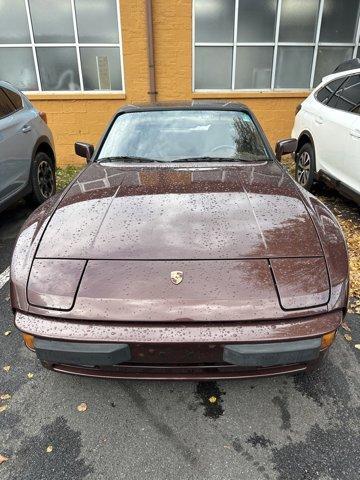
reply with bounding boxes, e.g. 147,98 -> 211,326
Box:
77,402 -> 87,412
46,445 -> 53,453
0,454 -> 8,464
344,334 -> 352,342
27,373 -> 34,379
0,394 -> 11,401
4,331 -> 11,337
355,344 -> 360,350
0,405 -> 7,413
341,322 -> 351,332
208,396 -> 217,404
3,366 -> 10,373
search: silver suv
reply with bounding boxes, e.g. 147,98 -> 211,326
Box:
0,81 -> 56,213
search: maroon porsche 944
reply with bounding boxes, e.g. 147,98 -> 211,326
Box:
11,102 -> 349,380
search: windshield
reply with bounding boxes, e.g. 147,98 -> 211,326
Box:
97,110 -> 270,162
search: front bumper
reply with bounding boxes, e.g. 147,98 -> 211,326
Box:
15,310 -> 342,380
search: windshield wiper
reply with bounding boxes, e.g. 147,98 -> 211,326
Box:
97,155 -> 271,164
172,156 -> 270,162
97,156 -> 165,163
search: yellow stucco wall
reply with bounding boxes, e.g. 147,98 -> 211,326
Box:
28,0 -> 308,166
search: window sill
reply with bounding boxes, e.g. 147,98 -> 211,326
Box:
26,92 -> 126,101
192,90 -> 310,99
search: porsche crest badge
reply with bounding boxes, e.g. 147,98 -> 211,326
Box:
171,271 -> 183,285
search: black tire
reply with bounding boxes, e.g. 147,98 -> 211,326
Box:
26,151 -> 56,206
295,143 -> 316,191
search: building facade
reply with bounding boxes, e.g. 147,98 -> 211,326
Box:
0,0 -> 359,165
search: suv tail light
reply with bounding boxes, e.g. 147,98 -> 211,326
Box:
295,103 -> 302,115
39,111 -> 47,124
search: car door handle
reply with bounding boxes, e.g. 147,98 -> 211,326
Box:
22,125 -> 32,133
350,129 -> 360,139
315,117 -> 324,125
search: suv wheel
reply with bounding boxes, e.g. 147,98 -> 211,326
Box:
295,143 -> 315,190
27,151 -> 56,205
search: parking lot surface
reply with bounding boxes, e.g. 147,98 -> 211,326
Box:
1,200 -> 359,480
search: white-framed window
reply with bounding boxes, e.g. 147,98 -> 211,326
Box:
0,0 -> 125,93
193,0 -> 360,91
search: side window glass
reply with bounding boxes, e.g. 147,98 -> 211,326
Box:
334,75 -> 360,112
327,90 -> 341,108
316,77 -> 347,105
0,89 -> 15,119
316,85 -> 331,104
3,87 -> 23,111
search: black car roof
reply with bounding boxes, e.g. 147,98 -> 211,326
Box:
333,58 -> 360,74
116,100 -> 250,115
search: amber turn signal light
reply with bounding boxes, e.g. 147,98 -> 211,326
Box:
321,331 -> 336,350
39,111 -> 47,124
22,333 -> 35,351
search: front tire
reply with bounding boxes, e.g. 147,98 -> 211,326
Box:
295,143 -> 315,191
26,152 -> 56,205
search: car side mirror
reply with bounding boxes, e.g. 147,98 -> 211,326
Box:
74,142 -> 94,163
275,138 -> 297,161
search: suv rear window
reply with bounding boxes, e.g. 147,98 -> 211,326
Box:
0,88 -> 15,119
333,75 -> 360,112
316,74 -> 360,114
3,87 -> 23,111
316,77 -> 347,105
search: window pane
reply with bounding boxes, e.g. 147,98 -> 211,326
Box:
75,0 -> 119,43
333,75 -> 360,111
0,0 -> 30,43
316,77 -> 347,104
80,47 -> 122,90
3,88 -> 23,110
195,0 -> 235,43
279,0 -> 319,42
0,48 -> 37,90
235,47 -> 273,89
326,93 -> 341,108
29,0 -> 75,43
195,47 -> 232,89
314,47 -> 353,86
237,0 -> 277,42
320,0 -> 359,43
275,47 -> 313,88
0,89 -> 15,118
37,47 -> 80,91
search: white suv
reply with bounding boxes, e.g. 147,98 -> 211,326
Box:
292,68 -> 360,204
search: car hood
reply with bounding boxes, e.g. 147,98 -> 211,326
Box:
37,162 -> 322,260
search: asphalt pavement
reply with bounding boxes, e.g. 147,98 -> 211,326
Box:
0,201 -> 359,480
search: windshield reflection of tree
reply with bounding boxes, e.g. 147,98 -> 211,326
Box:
232,117 -> 266,160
